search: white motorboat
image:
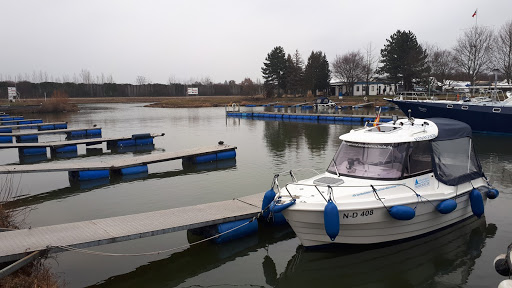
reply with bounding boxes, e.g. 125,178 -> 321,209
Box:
261,117 -> 499,247
313,97 -> 337,108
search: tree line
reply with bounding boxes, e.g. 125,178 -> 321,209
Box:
262,19 -> 512,97
0,69 -> 262,99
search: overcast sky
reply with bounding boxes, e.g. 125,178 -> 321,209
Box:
1,0 -> 511,84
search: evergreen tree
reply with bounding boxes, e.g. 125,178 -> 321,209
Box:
261,46 -> 287,97
303,51 -> 331,95
378,30 -> 430,91
283,50 -> 304,96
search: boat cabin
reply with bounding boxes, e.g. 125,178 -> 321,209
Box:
327,118 -> 484,185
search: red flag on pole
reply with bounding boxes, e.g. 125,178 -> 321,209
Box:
472,9 -> 477,17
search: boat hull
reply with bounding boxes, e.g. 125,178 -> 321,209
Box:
282,189 -> 486,247
387,99 -> 512,134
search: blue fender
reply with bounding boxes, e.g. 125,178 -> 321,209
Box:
388,205 -> 416,220
324,200 -> 340,241
261,188 -> 276,218
270,199 -> 296,214
436,199 -> 457,214
469,188 -> 484,218
487,188 -> 499,199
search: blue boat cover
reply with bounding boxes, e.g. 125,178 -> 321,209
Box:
428,118 -> 472,141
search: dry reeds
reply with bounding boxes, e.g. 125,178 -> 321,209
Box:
39,90 -> 78,113
0,175 -> 63,287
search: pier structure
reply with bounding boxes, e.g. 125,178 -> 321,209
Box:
0,127 -> 102,143
226,111 -> 395,122
0,121 -> 68,132
0,192 -> 262,267
0,133 -> 164,157
0,144 -> 237,180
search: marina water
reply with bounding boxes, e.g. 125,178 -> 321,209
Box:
0,103 -> 511,287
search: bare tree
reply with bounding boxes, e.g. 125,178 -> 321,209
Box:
425,43 -> 456,88
331,51 -> 365,95
363,43 -> 379,95
453,26 -> 494,85
135,75 -> 147,85
79,69 -> 93,84
105,74 -> 115,84
495,20 -> 512,83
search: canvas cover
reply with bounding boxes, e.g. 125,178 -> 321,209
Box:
429,118 -> 484,185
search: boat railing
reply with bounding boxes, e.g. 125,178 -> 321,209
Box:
394,92 -> 431,101
282,182 -> 413,203
478,89 -> 505,102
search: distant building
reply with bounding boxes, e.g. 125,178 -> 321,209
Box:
330,81 -> 395,96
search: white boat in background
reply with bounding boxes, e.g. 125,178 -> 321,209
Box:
313,97 -> 337,108
261,117 -> 499,247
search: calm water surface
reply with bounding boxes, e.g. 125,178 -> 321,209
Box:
1,103 -> 511,287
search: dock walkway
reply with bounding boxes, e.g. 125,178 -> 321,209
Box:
0,122 -> 67,130
0,192 -> 262,263
0,144 -> 237,173
0,133 -> 163,150
226,111 -> 395,122
0,119 -> 41,126
0,127 -> 101,137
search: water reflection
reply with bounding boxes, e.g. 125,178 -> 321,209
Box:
275,217 -> 493,288
6,159 -> 237,209
91,225 -> 296,287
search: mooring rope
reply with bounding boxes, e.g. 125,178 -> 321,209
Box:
52,213 -> 261,257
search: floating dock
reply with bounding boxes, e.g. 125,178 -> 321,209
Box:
0,119 -> 41,126
0,121 -> 67,131
0,133 -> 164,158
0,133 -> 162,150
0,127 -> 102,143
226,111 -> 395,122
0,192 -> 262,263
0,143 -> 236,174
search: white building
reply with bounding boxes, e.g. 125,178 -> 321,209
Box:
331,81 -> 395,96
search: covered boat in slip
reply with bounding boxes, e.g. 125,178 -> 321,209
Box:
261,117 -> 499,247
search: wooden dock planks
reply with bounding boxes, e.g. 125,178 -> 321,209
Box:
0,193 -> 263,263
0,144 -> 237,173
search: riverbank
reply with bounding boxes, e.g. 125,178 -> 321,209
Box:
0,95 -> 397,111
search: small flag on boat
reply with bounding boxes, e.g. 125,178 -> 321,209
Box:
472,9 -> 477,17
373,107 -> 381,126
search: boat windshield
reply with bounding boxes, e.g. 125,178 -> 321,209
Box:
327,141 -> 408,179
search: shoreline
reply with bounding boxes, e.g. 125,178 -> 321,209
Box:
0,95 -> 395,112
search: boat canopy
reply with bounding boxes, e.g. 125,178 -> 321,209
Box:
428,118 -> 472,140
328,118 -> 484,185
429,118 -> 484,186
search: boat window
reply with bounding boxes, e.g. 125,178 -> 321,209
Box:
431,137 -> 483,186
327,141 -> 407,180
403,141 -> 432,177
